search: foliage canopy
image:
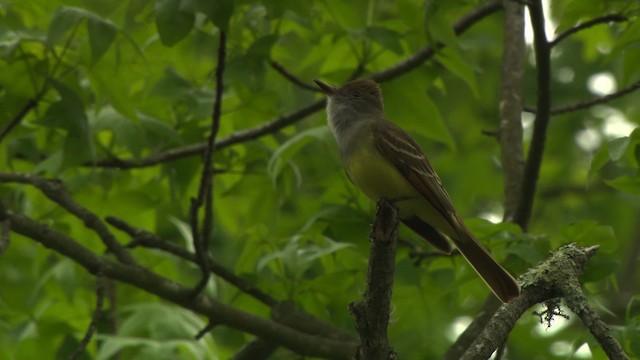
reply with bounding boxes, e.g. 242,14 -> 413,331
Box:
1,0 -> 640,359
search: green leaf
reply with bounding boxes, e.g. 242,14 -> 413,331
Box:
503,243 -> 547,265
608,136 -> 631,161
268,126 -> 330,185
246,34 -> 279,58
47,7 -> 85,46
436,48 -> 479,97
56,334 -> 89,360
382,74 -> 455,149
197,0 -> 234,32
89,66 -> 138,120
257,235 -> 354,278
365,26 -> 404,55
582,253 -> 619,282
138,114 -> 182,145
424,1 -> 460,51
588,141 -> 610,180
590,129 -> 640,179
39,80 -> 93,168
226,35 -> 278,89
324,0 -> 368,29
91,106 -> 144,158
87,16 -> 117,64
562,220 -> 617,253
605,176 -> 640,196
154,0 -> 195,46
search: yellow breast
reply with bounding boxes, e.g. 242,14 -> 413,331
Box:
343,140 -> 420,202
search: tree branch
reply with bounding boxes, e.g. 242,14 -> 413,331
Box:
513,0 -> 551,231
107,216 -> 355,347
371,0 -> 501,83
1,204 -> 357,359
458,244 -> 627,359
106,215 -> 278,307
0,218 -> 9,255
0,173 -> 135,264
498,0 -> 526,221
191,30 -> 227,296
67,275 -> 105,360
349,199 -> 399,359
0,99 -> 37,144
550,14 -> 627,47
231,339 -> 278,360
562,278 -> 629,359
525,80 -> 640,115
270,60 -> 319,92
90,0 -> 502,170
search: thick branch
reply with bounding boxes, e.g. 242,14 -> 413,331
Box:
349,199 -> 399,359
458,244 -> 626,359
498,0 -> 526,221
561,273 -> 629,359
91,1 -> 502,169
2,205 -> 357,359
513,0 -> 551,231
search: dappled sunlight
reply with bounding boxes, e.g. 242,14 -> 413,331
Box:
588,72 -> 617,96
447,316 -> 473,342
574,127 -> 602,152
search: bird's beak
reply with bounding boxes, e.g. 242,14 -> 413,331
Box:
313,79 -> 337,96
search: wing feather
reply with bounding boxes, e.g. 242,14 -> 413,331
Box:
371,120 -> 460,233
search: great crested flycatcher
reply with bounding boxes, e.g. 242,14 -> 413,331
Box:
314,78 -> 520,303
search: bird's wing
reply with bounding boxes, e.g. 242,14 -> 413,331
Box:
371,120 -> 460,232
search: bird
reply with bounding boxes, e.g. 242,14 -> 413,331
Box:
314,78 -> 520,303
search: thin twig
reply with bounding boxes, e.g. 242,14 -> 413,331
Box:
371,0 -> 501,83
231,339 -> 278,360
550,14 -> 627,47
0,173 -> 135,264
90,1 -> 502,170
513,0 -> 551,231
525,80 -> 640,115
67,275 -> 105,360
0,218 -> 9,255
347,62 -> 366,81
195,319 -> 219,340
0,100 -> 37,144
91,99 -> 325,169
105,215 -> 278,307
269,60 -> 319,92
191,31 -> 228,295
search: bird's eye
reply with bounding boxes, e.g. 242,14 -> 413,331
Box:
351,90 -> 362,98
